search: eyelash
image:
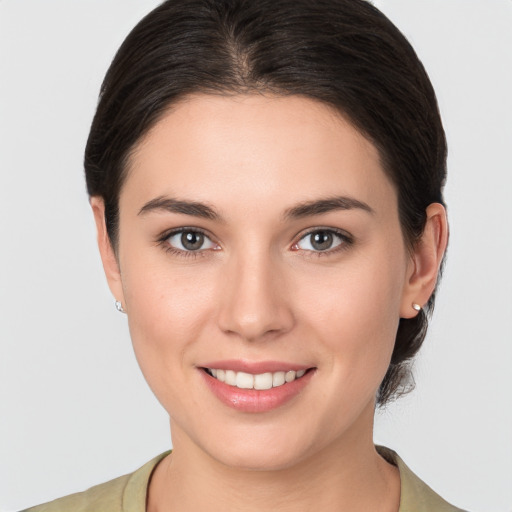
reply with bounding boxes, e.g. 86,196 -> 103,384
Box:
157,227 -> 216,259
293,228 -> 353,258
157,227 -> 353,259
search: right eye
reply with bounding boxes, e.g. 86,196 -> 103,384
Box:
165,229 -> 218,253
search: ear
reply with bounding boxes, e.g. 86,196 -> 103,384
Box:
400,203 -> 448,319
90,197 -> 125,307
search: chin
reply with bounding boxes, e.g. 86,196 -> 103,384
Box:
212,443 -> 307,472
195,421 -> 320,472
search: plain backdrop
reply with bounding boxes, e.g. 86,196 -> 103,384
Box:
1,1 -> 511,511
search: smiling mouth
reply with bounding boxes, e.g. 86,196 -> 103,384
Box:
203,368 -> 311,390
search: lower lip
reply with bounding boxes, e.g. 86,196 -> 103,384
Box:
200,369 -> 315,413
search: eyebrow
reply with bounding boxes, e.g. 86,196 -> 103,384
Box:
138,196 -> 222,221
283,196 -> 374,219
138,194 -> 374,221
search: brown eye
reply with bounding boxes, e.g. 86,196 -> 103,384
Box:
166,230 -> 217,252
181,231 -> 204,250
310,231 -> 334,250
295,229 -> 347,252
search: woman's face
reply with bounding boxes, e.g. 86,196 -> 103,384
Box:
104,94 -> 416,469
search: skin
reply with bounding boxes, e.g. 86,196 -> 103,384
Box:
91,93 -> 447,512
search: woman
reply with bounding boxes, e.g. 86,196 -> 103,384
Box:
19,0 -> 463,510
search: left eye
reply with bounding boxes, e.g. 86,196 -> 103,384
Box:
294,230 -> 346,252
166,230 -> 217,251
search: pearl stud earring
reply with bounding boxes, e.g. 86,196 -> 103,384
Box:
412,303 -> 421,312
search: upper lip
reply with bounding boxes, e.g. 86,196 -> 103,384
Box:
199,360 -> 313,374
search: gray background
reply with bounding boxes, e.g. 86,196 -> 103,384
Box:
1,1 -> 511,511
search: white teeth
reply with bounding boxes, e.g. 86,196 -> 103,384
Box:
236,371 -> 254,389
285,370 -> 296,383
225,370 -> 236,386
272,371 -> 285,387
254,372 -> 273,390
207,368 -> 308,389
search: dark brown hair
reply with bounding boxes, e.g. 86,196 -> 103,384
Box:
84,0 -> 447,405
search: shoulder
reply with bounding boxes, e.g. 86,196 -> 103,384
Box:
21,473 -> 131,512
377,446 -> 468,512
21,451 -> 170,512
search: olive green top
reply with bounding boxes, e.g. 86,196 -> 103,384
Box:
22,447 -> 466,512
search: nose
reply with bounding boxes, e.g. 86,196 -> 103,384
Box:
217,250 -> 295,342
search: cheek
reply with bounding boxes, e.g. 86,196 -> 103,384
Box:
121,256 -> 218,392
296,248 -> 405,386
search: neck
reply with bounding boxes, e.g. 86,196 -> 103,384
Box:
147,407 -> 400,512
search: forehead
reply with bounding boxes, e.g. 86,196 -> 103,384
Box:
123,93 -> 396,216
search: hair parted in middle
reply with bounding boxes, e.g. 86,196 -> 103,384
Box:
84,0 -> 447,405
